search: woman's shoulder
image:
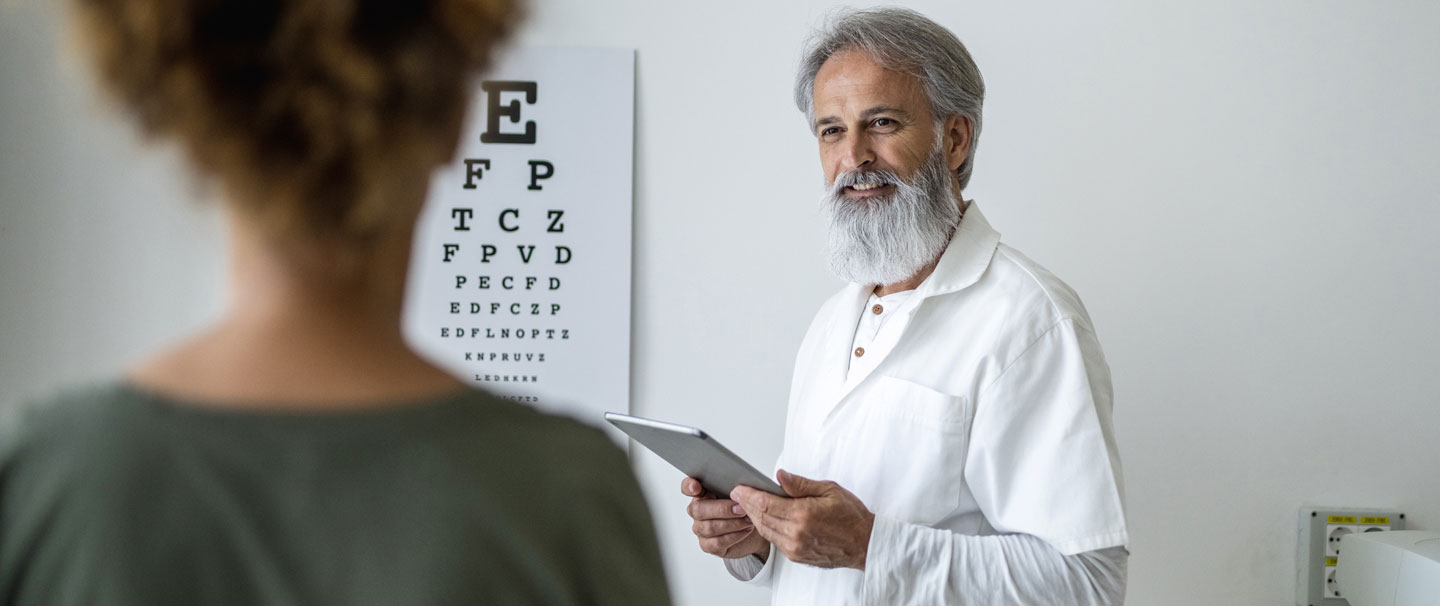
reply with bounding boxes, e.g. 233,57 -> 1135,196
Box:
450,391 -> 634,479
456,391 -> 612,443
2,382 -> 138,449
0,382 -> 154,505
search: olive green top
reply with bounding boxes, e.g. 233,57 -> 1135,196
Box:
0,383 -> 669,606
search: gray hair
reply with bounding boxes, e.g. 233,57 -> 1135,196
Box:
795,7 -> 985,190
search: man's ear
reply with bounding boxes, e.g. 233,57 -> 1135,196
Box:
944,114 -> 973,173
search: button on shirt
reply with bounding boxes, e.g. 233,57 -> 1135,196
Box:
725,203 -> 1128,605
848,291 -> 915,382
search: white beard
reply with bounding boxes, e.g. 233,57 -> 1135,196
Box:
818,147 -> 961,286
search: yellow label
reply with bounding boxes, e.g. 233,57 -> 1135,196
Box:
1326,557 -> 1338,567
1328,516 -> 1357,524
1359,516 -> 1390,525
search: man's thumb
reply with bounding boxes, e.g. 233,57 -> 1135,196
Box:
777,469 -> 825,497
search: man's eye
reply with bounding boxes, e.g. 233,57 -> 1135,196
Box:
820,127 -> 841,137
873,118 -> 896,128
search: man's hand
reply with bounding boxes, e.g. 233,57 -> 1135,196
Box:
730,469 -> 875,570
682,477 -> 771,560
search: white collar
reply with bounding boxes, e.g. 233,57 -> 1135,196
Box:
839,201 -> 1003,303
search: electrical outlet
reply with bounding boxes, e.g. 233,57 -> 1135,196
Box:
1327,524 -> 1354,558
1325,563 -> 1341,599
1296,507 -> 1405,606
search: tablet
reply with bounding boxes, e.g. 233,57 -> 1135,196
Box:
604,412 -> 785,498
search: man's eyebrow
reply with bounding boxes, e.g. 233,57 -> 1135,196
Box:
814,107 -> 914,131
860,106 -> 912,121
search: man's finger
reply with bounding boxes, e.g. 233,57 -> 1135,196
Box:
732,488 -> 803,545
687,497 -> 749,520
701,526 -> 756,556
714,526 -> 758,550
694,517 -> 753,538
745,508 -> 795,549
748,502 -> 799,537
681,477 -> 710,498
732,486 -> 795,522
776,469 -> 828,498
746,510 -> 779,540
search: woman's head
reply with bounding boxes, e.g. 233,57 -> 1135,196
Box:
72,0 -> 522,268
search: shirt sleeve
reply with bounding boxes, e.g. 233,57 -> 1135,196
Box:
963,317 -> 1128,555
862,515 -> 1128,605
722,542 -> 778,585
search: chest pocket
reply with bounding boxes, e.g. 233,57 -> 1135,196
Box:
835,375 -> 971,526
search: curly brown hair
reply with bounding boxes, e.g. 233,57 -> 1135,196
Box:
71,0 -> 522,262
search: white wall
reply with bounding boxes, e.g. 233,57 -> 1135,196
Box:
4,2 -> 1439,605
0,3 -> 226,402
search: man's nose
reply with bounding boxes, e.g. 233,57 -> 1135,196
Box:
839,132 -> 875,172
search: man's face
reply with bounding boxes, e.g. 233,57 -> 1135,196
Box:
813,50 -> 939,195
811,50 -> 970,287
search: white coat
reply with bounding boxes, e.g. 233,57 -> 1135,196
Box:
729,203 -> 1129,604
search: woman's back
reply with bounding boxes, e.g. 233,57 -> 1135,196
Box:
4,1 -> 671,602
0,384 -> 668,605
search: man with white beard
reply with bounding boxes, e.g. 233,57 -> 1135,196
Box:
681,8 -> 1130,605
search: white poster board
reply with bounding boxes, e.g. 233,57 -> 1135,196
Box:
405,47 -> 634,437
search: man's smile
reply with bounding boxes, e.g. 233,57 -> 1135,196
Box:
844,182 -> 895,198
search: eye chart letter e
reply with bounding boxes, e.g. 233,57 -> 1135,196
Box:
405,47 -> 635,436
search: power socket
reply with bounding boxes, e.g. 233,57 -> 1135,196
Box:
1327,524 -> 1354,558
1297,507 -> 1405,606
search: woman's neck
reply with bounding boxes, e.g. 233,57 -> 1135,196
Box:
127,216 -> 463,411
